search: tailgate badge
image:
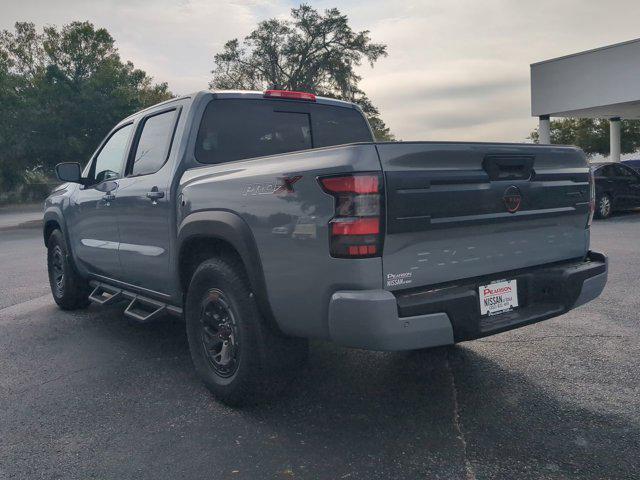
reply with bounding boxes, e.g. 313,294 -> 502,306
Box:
503,186 -> 522,213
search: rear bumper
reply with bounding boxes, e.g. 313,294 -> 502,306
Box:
327,251 -> 607,350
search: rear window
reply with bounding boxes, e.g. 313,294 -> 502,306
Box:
195,99 -> 372,164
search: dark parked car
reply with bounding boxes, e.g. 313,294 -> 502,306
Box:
623,159 -> 640,173
591,162 -> 640,218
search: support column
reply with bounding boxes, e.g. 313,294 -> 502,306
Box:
610,117 -> 621,162
538,115 -> 551,144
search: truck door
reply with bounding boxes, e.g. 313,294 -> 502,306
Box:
67,123 -> 133,279
112,107 -> 179,295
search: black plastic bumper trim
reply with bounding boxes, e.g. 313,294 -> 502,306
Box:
393,251 -> 607,342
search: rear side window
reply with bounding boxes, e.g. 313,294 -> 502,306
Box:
195,99 -> 372,164
131,110 -> 177,176
311,105 -> 372,148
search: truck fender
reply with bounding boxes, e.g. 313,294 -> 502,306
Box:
43,206 -> 67,245
176,210 -> 276,327
43,206 -> 86,278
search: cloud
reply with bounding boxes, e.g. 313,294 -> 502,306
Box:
3,0 -> 640,142
1,0 -> 284,94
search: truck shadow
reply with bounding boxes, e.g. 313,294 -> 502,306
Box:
92,310 -> 637,478
245,343 -> 637,478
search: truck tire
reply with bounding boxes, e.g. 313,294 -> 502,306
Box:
185,256 -> 308,406
595,194 -> 612,219
47,229 -> 91,310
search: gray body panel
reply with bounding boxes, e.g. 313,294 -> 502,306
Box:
378,142 -> 591,291
45,90 -> 603,349
65,184 -> 122,278
114,172 -> 173,294
328,290 -> 454,350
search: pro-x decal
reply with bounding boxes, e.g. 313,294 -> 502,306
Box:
242,176 -> 302,196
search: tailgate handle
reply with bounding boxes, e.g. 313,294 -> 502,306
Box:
482,155 -> 534,181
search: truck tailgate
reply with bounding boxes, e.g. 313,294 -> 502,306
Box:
378,142 -> 591,291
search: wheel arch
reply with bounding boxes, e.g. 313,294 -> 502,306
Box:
176,210 -> 278,330
43,208 -> 65,245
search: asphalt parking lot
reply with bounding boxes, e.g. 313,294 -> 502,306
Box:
1,214 -> 639,480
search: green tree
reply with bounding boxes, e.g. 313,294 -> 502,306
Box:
210,4 -> 395,141
0,21 -> 172,190
530,118 -> 640,156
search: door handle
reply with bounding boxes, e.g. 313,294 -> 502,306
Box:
146,188 -> 165,204
146,190 -> 164,200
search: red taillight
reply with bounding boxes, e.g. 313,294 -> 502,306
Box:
331,217 -> 380,236
264,90 -> 316,101
320,175 -> 379,194
349,245 -> 377,256
319,173 -> 383,258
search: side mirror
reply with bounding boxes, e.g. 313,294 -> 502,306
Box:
55,162 -> 83,183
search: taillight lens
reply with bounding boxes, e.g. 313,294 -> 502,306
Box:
320,173 -> 383,258
320,175 -> 378,193
587,168 -> 595,227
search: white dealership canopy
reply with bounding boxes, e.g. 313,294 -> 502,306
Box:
531,38 -> 640,161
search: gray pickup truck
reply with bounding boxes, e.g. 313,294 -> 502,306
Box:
45,90 -> 608,405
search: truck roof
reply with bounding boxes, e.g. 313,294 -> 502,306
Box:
124,90 -> 360,122
208,90 -> 359,109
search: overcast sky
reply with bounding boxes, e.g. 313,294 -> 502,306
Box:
3,0 -> 640,141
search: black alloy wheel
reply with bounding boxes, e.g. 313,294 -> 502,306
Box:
50,245 -> 65,297
200,288 -> 240,378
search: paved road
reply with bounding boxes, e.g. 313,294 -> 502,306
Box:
0,228 -> 49,309
1,216 -> 639,479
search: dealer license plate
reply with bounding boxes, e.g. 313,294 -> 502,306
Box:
479,279 -> 518,316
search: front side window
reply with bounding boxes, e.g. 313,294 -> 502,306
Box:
92,124 -> 133,183
195,99 -> 372,165
131,110 -> 177,176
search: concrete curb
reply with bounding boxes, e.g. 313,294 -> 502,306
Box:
0,219 -> 43,232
